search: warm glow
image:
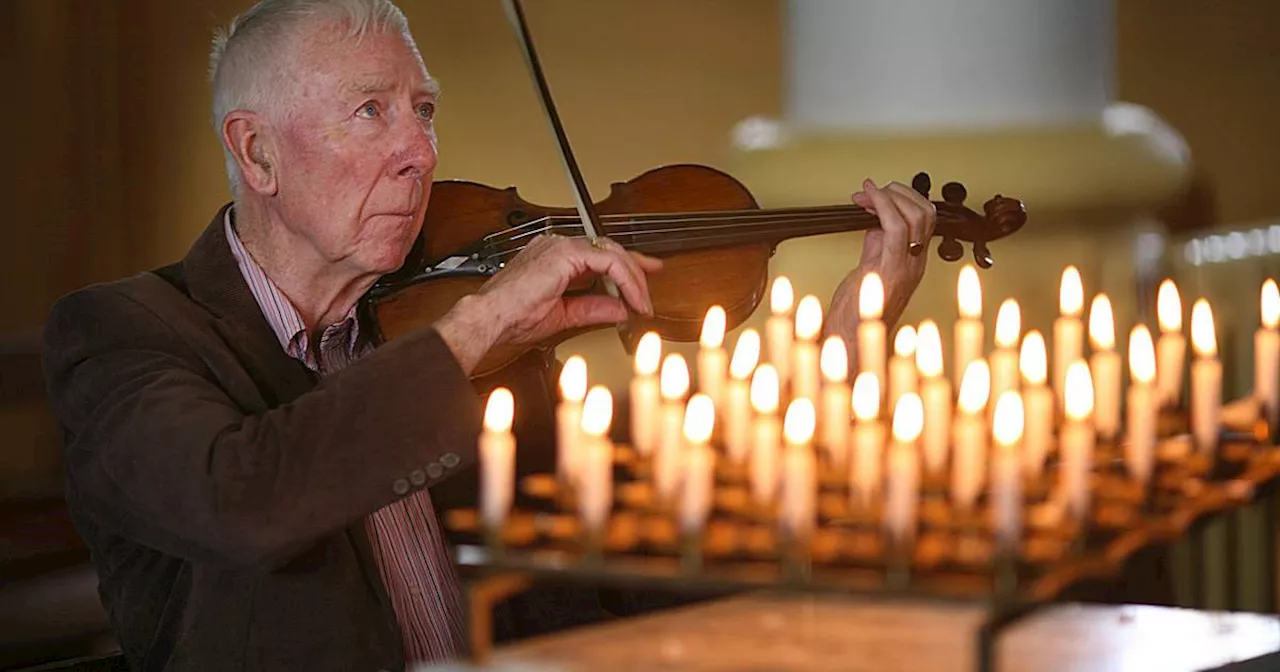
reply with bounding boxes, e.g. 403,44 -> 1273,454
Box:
1263,279 -> 1280,329
1088,294 -> 1115,350
559,355 -> 587,402
957,265 -> 982,319
992,391 -> 1025,447
894,325 -> 917,357
794,295 -> 823,340
1059,266 -> 1083,316
699,305 -> 726,348
729,329 -> 761,380
770,276 -> 794,315
1129,325 -> 1156,384
581,385 -> 613,438
1157,279 -> 1182,332
859,272 -> 884,320
891,393 -> 924,442
851,372 -> 880,422
1019,330 -> 1047,386
915,320 -> 943,378
1064,361 -> 1094,421
1191,299 -> 1217,357
783,398 -> 816,445
660,353 -> 690,401
635,331 -> 661,376
683,393 -> 716,445
484,387 -> 514,433
750,363 -> 780,414
820,336 -> 848,383
995,299 -> 1020,348
957,359 -> 991,415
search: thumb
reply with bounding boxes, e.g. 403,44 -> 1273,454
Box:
860,229 -> 885,265
561,295 -> 629,329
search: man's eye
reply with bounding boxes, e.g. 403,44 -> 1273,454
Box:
356,102 -> 378,119
417,102 -> 436,121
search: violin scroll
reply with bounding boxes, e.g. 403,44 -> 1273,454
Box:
909,171 -> 1028,268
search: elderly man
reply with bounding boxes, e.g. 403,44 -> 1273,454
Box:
41,0 -> 934,670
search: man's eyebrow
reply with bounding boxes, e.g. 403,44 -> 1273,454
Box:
347,77 -> 441,100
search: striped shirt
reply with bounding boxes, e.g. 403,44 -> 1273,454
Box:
224,210 -> 468,663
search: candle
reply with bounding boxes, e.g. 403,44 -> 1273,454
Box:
557,355 -> 587,483
1156,279 -> 1186,409
951,359 -> 990,511
479,387 -> 516,530
1257,279 -> 1280,429
820,335 -> 851,465
792,295 -> 824,402
656,353 -> 690,500
955,264 -> 984,383
578,385 -> 615,535
857,272 -> 887,392
680,394 -> 717,536
888,325 -> 918,414
1060,361 -> 1095,522
1190,299 -> 1221,454
750,363 -> 782,505
630,332 -> 662,456
990,391 -> 1024,555
850,372 -> 885,509
885,393 -> 923,548
916,320 -> 951,475
1088,294 -> 1121,441
1020,331 -> 1053,479
989,299 -> 1021,421
697,306 -> 728,406
766,276 -> 794,385
1054,266 -> 1085,412
724,329 -> 761,463
781,398 -> 817,540
1126,325 -> 1158,485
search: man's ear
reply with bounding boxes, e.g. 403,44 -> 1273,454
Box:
223,111 -> 278,196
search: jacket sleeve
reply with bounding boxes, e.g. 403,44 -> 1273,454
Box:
41,283 -> 483,570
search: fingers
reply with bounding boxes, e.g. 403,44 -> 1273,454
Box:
561,294 -> 629,329
884,181 -> 937,254
631,250 -> 664,272
860,179 -> 910,265
572,239 -> 654,315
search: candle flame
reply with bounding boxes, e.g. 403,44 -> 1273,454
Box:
1064,360 -> 1094,421
851,372 -> 880,422
894,325 -> 917,357
1019,330 -> 1047,385
1157,279 -> 1182,332
783,398 -> 816,445
660,353 -> 690,401
559,355 -> 587,402
1060,266 -> 1083,316
770,276 -> 794,315
859,272 -> 884,320
915,320 -> 943,378
750,363 -> 780,414
635,331 -> 662,376
891,392 -> 924,442
1129,325 -> 1156,384
729,329 -> 761,380
992,391 -> 1024,446
581,385 -> 613,438
683,393 -> 716,444
1263,279 -> 1279,329
699,305 -> 727,348
1191,298 -> 1217,357
957,264 -> 982,319
794,295 -> 823,340
958,359 -> 991,415
1088,294 -> 1115,350
484,387 -> 514,433
820,336 -> 848,383
995,299 -> 1020,348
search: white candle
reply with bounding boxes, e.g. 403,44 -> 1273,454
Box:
1156,279 -> 1186,409
781,398 -> 817,540
990,391 -> 1024,555
750,364 -> 781,505
656,353 -> 690,500
951,359 -> 990,511
1060,361 -> 1095,522
629,332 -> 662,456
888,325 -> 918,415
916,320 -> 951,475
850,372 -> 885,509
1054,266 -> 1085,413
1088,294 -> 1121,441
1126,325 -> 1158,485
697,306 -> 728,407
1020,331 -> 1053,479
885,393 -> 923,548
724,329 -> 761,463
578,386 -> 615,534
680,394 -> 717,536
857,272 -> 887,393
480,387 -> 516,530
820,336 -> 851,465
1256,279 -> 1280,429
955,264 -> 984,383
766,276 -> 795,386
792,295 -> 824,403
989,299 -> 1021,421
557,355 -> 587,483
1190,299 -> 1221,454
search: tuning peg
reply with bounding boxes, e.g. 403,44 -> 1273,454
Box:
911,172 -> 932,198
938,237 -> 964,262
973,241 -> 993,269
941,181 -> 967,205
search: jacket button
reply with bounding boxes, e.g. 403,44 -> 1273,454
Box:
427,463 -> 444,480
441,453 -> 460,468
392,478 -> 409,495
409,469 -> 426,486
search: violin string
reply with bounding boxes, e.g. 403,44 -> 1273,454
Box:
489,211 -> 865,246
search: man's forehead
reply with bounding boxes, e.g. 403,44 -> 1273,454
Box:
292,21 -> 438,97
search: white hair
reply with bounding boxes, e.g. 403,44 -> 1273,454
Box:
208,0 -> 422,195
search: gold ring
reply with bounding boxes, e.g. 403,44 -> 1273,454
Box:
590,237 -> 609,249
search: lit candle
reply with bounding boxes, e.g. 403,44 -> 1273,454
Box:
850,372 -> 884,509
951,359 -> 990,511
724,329 -> 761,463
916,320 -> 951,475
989,299 -> 1021,421
656,353 -> 690,501
1190,299 -> 1221,454
578,385 -> 615,535
1088,294 -> 1121,441
697,306 -> 728,407
766,276 -> 794,386
1126,325 -> 1158,485
792,295 -> 824,403
820,335 -> 851,465
1060,361 -> 1095,522
888,325 -> 918,414
480,387 -> 516,531
557,355 -> 587,484
1156,279 -> 1186,409
1054,266 -> 1085,412
680,394 -> 716,536
955,264 -> 984,383
781,398 -> 817,540
857,272 -> 887,393
1256,279 -> 1280,429
750,363 -> 781,505
990,391 -> 1024,555
885,393 -> 923,548
1020,331 -> 1053,479
630,332 -> 662,456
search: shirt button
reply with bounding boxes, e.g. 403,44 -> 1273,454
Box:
441,453 -> 460,468
392,478 -> 409,495
427,463 -> 444,480
409,469 -> 426,487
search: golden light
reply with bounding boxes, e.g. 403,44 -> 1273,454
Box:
1019,330 -> 1047,386
683,393 -> 716,444
851,372 -> 880,422
660,353 -> 690,401
483,387 -> 514,433
750,363 -> 780,414
820,336 -> 849,383
635,331 -> 662,376
729,329 -> 761,381
957,264 -> 982,319
559,355 -> 587,402
1088,294 -> 1115,351
859,272 -> 884,320
1129,325 -> 1156,384
1157,279 -> 1182,332
581,385 -> 613,438
995,299 -> 1021,348
794,295 -> 824,340
699,305 -> 727,348
1059,266 -> 1084,317
1191,299 -> 1217,357
915,320 -> 944,378
891,392 -> 924,442
894,325 -> 917,357
957,359 -> 991,415
770,276 -> 794,315
1064,361 -> 1094,421
991,391 -> 1025,447
783,398 -> 817,445
1263,279 -> 1280,330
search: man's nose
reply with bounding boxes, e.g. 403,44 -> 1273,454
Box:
393,115 -> 437,180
